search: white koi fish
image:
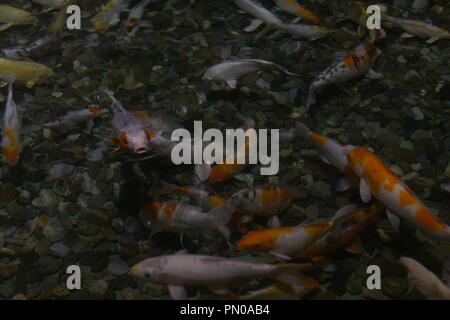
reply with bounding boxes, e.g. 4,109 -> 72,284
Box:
233,0 -> 282,26
203,59 -> 299,89
383,15 -> 450,44
125,0 -> 151,36
131,250 -> 312,299
400,256 -> 450,300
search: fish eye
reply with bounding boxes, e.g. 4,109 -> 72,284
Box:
144,272 -> 151,278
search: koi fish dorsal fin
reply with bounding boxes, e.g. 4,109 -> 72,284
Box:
359,178 -> 372,203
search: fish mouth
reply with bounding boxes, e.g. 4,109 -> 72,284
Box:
135,147 -> 149,154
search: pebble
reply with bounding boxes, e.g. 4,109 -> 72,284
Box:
124,217 -> 141,235
49,242 -> 70,257
90,279 -> 108,295
411,129 -> 431,141
32,189 -> 56,208
411,106 -> 425,120
305,204 -> 319,220
412,0 -> 428,10
43,218 -> 66,242
108,256 -> 130,276
49,163 -> 75,177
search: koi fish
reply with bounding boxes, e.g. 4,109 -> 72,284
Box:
44,106 -> 109,131
344,145 -> 450,241
138,200 -> 235,247
383,15 -> 450,44
230,185 -> 293,228
195,114 -> 256,185
125,0 -> 151,36
1,81 -> 22,165
233,0 -> 282,26
343,1 -> 386,39
296,202 -> 383,270
400,256 -> 450,300
237,220 -> 333,261
203,59 -> 299,89
2,2 -> 69,60
103,88 -> 152,155
238,273 -> 318,299
91,0 -> 130,33
274,0 -> 319,24
294,121 -> 356,191
0,58 -> 55,88
0,5 -> 38,32
164,182 -> 227,209
306,39 -> 381,109
131,249 -> 312,300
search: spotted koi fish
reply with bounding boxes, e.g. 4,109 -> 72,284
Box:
237,220 -> 334,261
230,185 -> 293,228
344,145 -> 450,241
138,200 -> 235,247
306,39 -> 381,109
44,106 -> 108,131
1,81 -> 21,165
274,0 -> 319,24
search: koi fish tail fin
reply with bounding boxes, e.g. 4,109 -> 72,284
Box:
210,201 -> 236,248
293,121 -> 312,140
273,263 -> 318,294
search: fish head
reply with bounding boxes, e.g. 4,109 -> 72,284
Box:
237,228 -> 295,252
131,257 -> 164,282
37,67 -> 56,85
126,129 -> 151,154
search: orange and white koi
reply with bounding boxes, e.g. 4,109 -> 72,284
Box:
274,0 -> 319,24
172,184 -> 227,209
230,185 -> 293,228
138,200 -> 235,247
344,145 -> 450,241
297,202 -> 383,270
195,115 -> 256,185
91,0 -> 130,33
237,220 -> 333,260
306,39 -> 381,109
125,0 -> 151,36
131,250 -> 312,300
383,15 -> 450,44
44,106 -> 108,131
1,81 -> 21,166
294,121 -> 357,191
103,88 -> 152,155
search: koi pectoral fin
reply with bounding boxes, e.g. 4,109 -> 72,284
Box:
427,37 -> 440,44
386,210 -> 401,231
168,285 -> 187,300
311,256 -> 337,272
359,179 -> 372,203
